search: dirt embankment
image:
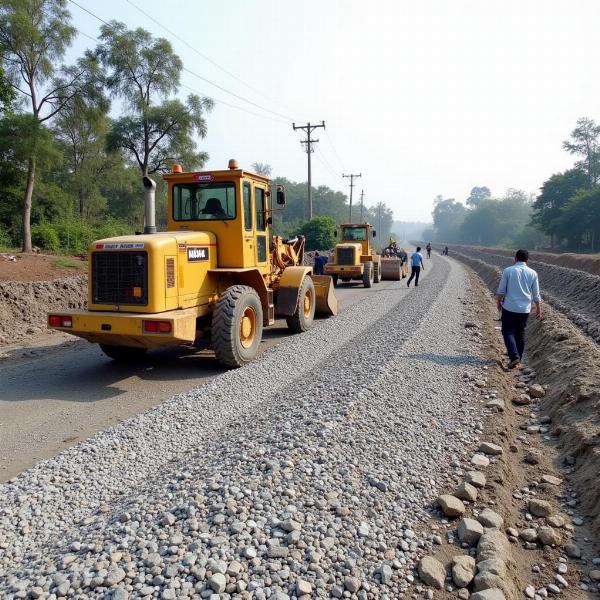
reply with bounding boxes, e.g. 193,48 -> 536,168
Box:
469,246 -> 600,277
0,276 -> 87,346
445,246 -> 600,345
452,253 -> 600,539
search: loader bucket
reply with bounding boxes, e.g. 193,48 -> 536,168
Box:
311,274 -> 339,316
381,259 -> 402,281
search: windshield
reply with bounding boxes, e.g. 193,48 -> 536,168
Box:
342,226 -> 367,241
173,182 -> 236,221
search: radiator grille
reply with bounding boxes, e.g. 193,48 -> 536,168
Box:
92,252 -> 148,306
336,247 -> 356,265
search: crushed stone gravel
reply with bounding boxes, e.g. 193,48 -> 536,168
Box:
0,257 -> 488,599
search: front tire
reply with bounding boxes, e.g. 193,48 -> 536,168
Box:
332,274 -> 339,287
212,285 -> 263,368
99,344 -> 147,362
363,261 -> 374,288
286,276 -> 316,333
373,261 -> 381,283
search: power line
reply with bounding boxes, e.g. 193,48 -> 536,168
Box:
124,0 -> 286,110
342,173 -> 362,222
325,128 -> 345,171
67,0 -> 302,123
293,121 -> 326,220
314,145 -> 339,179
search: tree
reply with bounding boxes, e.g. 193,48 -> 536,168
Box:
296,216 -> 336,250
432,196 -> 467,242
0,0 -> 82,251
559,186 -> 600,251
531,169 -> 587,247
251,162 -> 272,177
0,64 -> 14,112
466,186 -> 491,208
563,117 -> 600,187
97,22 -> 213,176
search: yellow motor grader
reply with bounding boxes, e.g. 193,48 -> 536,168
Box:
48,161 -> 338,368
324,222 -> 381,287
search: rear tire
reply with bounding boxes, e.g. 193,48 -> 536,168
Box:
286,276 -> 316,333
373,260 -> 381,283
363,261 -> 374,288
211,285 -> 263,368
99,344 -> 147,362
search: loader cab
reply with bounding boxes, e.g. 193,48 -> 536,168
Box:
164,161 -> 279,272
339,223 -> 375,256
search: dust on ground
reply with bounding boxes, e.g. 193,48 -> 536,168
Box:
0,252 -> 87,282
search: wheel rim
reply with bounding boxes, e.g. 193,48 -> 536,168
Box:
303,288 -> 313,318
240,306 -> 257,349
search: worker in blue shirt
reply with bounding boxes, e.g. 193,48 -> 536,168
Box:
313,251 -> 328,275
496,249 -> 543,369
407,246 -> 424,287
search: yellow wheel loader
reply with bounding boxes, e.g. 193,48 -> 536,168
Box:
48,161 -> 338,368
324,223 -> 381,288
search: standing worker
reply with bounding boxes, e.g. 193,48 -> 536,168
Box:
313,251 -> 328,275
496,249 -> 543,369
407,246 -> 424,287
426,242 -> 432,259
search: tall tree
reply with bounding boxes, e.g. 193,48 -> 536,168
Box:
531,169 -> 587,247
466,186 -> 491,208
97,22 -> 213,177
0,64 -> 15,111
563,117 -> 600,187
0,0 -> 80,251
432,196 -> 467,242
251,162 -> 272,177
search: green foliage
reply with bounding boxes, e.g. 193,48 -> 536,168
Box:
52,256 -> 87,269
31,222 -> 60,251
0,225 -> 14,248
562,117 -> 600,187
296,216 -> 336,251
97,21 -> 213,176
466,186 -> 491,208
432,196 -> 467,243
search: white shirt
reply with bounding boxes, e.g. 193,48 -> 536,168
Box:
497,262 -> 541,314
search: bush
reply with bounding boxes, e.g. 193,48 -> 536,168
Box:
296,216 -> 336,251
31,223 -> 60,251
0,226 -> 13,249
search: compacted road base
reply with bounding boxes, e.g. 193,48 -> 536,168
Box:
0,257 -> 487,599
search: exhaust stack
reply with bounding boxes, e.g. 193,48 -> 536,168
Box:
143,176 -> 157,234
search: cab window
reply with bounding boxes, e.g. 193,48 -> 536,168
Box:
342,226 -> 367,241
243,182 -> 252,230
173,182 -> 236,221
255,187 -> 266,231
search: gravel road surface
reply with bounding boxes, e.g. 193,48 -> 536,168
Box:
1,256 -> 487,599
0,281 -> 396,482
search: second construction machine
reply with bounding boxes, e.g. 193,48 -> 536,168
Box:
325,222 -> 381,287
48,160 -> 338,368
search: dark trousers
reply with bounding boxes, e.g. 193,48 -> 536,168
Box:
407,266 -> 421,286
501,308 -> 529,361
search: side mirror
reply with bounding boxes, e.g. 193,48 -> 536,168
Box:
276,185 -> 286,206
372,230 -> 377,238
334,230 -> 337,237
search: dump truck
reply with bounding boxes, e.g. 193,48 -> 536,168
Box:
324,222 -> 381,288
47,161 -> 338,368
380,241 -> 409,280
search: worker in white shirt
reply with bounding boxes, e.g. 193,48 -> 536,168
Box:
496,249 -> 543,369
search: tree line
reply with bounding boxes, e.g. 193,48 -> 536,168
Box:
0,0 -> 394,255
425,117 -> 600,252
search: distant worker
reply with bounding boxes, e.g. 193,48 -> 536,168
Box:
313,251 -> 328,275
442,246 -> 449,256
407,246 -> 424,287
426,242 -> 432,259
496,249 -> 543,369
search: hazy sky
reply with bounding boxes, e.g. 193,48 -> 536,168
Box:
65,0 -> 600,222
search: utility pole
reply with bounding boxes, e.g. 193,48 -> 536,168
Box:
359,189 -> 365,221
292,121 -> 325,220
378,202 -> 382,238
343,173 -> 362,222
